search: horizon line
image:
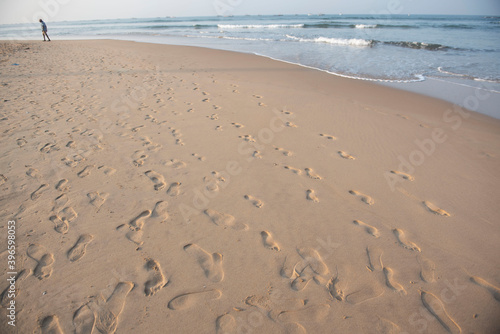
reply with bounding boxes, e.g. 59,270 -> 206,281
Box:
1,12 -> 499,25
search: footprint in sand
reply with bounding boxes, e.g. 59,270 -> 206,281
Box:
52,193 -> 68,212
60,206 -> 78,223
204,208 -> 248,230
166,182 -> 181,196
290,266 -> 315,292
147,142 -> 163,153
122,210 -> 151,245
352,220 -> 380,238
141,136 -> 154,146
366,247 -> 383,272
393,228 -> 421,252
244,194 -> 264,208
338,151 -> 356,160
383,267 -> 406,295
284,165 -> 302,175
211,170 -> 226,182
17,138 -> 27,147
417,255 -> 436,283
39,315 -> 63,334
470,276 -> 500,302
376,318 -> 401,334
27,244 -> 55,280
145,114 -> 158,123
216,314 -> 236,334
145,170 -> 166,191
421,290 -> 461,333
132,150 -> 148,167
253,151 -> 263,159
151,200 -> 169,223
320,133 -> 336,140
192,153 -> 206,161
50,207 -> 77,234
274,147 -> 293,156
327,270 -> 346,302
297,247 -> 329,276
245,293 -> 306,322
239,134 -> 256,143
50,215 -> 69,234
345,283 -> 384,305
78,165 -> 94,178
87,191 -> 109,210
143,138 -> 163,151
305,168 -> 322,180
283,322 -> 307,334
390,170 -> 415,181
67,234 -> 94,262
278,304 -> 330,323
168,289 -> 222,311
203,172 -> 225,193
131,125 -> 145,132
171,129 -> 182,138
40,143 -> 58,153
306,189 -> 319,203
88,281 -> 134,334
349,190 -> 374,205
31,184 -> 49,201
62,155 -> 85,168
184,243 -> 224,282
26,167 -> 40,178
129,210 -> 151,230
423,201 -> 450,217
231,122 -> 244,128
73,304 -> 95,334
261,231 -> 280,251
98,165 -> 116,175
55,179 -> 69,192
164,158 -> 187,169
144,259 -> 168,296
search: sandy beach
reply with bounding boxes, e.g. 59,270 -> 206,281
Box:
0,39 -> 499,333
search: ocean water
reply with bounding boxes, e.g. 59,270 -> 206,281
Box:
1,14 -> 499,117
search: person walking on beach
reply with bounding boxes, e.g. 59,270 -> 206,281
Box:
39,19 -> 51,42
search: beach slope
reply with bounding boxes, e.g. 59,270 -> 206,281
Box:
0,40 -> 499,333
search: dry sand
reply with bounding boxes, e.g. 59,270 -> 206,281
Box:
0,40 -> 499,333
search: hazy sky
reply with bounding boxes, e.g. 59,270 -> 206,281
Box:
1,0 -> 499,24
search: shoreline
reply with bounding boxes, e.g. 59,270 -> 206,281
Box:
2,36 -> 499,119
254,50 -> 500,120
1,39 -> 499,333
